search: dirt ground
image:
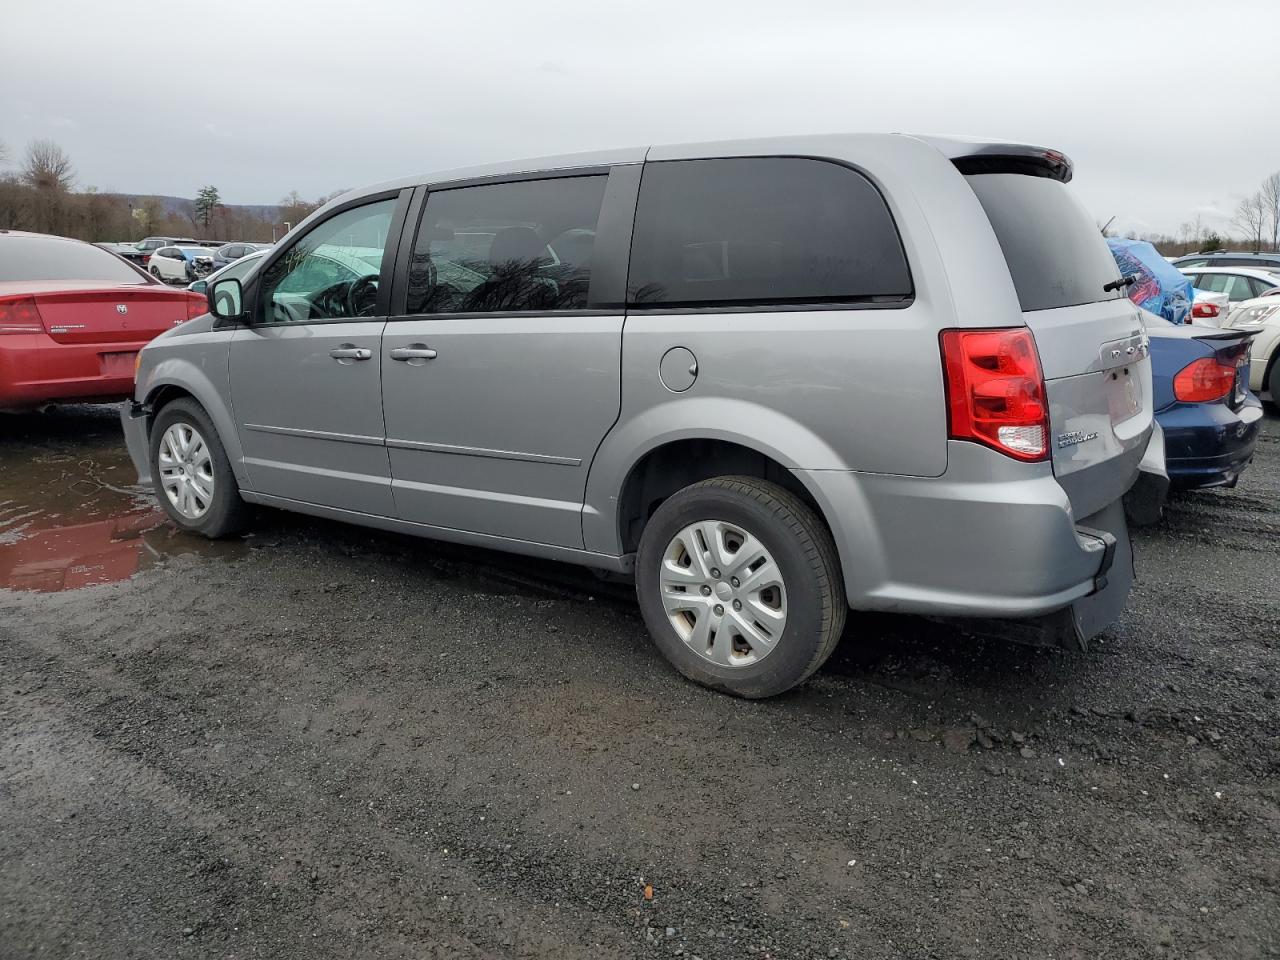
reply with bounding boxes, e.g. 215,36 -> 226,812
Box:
1,405 -> 1277,960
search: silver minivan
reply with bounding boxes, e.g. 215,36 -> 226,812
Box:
122,134 -> 1152,698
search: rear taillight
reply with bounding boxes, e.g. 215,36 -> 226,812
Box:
0,296 -> 44,335
1173,357 -> 1235,403
940,327 -> 1048,462
184,293 -> 208,322
1191,302 -> 1220,322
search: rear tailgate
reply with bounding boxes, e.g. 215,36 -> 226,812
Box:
28,283 -> 196,346
963,169 -> 1152,518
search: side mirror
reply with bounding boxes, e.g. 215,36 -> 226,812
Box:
208,277 -> 246,322
189,280 -> 208,295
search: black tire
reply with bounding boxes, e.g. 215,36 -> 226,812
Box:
635,476 -> 846,699
1268,355 -> 1280,410
148,398 -> 249,538
149,266 -> 161,280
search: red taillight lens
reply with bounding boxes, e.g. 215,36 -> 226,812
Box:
0,296 -> 44,335
1173,357 -> 1235,403
941,327 -> 1049,462
185,293 -> 208,322
1191,302 -> 1220,321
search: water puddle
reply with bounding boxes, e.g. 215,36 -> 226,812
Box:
0,405 -> 243,592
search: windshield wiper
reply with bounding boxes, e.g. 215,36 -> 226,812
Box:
1103,274 -> 1137,294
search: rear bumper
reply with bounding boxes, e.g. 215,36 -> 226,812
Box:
0,333 -> 145,408
122,401 -> 153,487
1159,398 -> 1263,488
796,442 -> 1135,642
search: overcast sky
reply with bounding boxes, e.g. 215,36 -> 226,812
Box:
2,0 -> 1276,237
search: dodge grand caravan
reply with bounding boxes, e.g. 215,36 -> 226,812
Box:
122,134 -> 1152,698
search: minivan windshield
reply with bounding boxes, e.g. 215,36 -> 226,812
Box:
966,174 -> 1122,312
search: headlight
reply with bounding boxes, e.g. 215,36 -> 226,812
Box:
1229,304 -> 1279,327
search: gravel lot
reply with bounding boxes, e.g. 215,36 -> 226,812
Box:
2,405 -> 1277,959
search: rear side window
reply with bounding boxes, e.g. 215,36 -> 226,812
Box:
0,236 -> 147,283
626,157 -> 912,308
405,175 -> 608,315
966,174 -> 1122,312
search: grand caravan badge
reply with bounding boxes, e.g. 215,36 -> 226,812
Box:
1057,430 -> 1098,449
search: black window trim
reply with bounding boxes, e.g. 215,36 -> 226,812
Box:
623,154 -> 916,314
387,164 -> 641,320
239,187 -> 412,329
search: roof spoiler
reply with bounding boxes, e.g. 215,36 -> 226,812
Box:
911,136 -> 1073,183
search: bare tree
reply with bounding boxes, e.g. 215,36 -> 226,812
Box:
20,139 -> 75,192
1231,192 -> 1267,251
1260,171 -> 1280,252
0,139 -> 9,168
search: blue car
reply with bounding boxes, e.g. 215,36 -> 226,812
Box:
1107,240 -> 1263,526
1146,321 -> 1263,489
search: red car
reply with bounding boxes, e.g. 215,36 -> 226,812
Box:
0,230 -> 208,410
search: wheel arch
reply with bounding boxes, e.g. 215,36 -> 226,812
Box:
584,397 -> 877,584
139,358 -> 250,489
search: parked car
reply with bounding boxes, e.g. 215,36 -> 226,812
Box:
211,242 -> 271,272
122,134 -> 1152,697
1144,312 -> 1261,489
1179,266 -> 1280,307
1172,251 -> 1280,272
188,248 -> 268,296
123,236 -> 198,268
148,245 -> 216,284
0,230 -> 208,410
1190,289 -> 1230,326
1225,296 -> 1280,404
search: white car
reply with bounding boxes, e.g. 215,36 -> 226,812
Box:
1180,266 -> 1280,307
187,248 -> 268,296
1225,296 -> 1280,402
148,245 -> 216,285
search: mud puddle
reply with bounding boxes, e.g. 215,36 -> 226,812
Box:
0,404 -> 242,592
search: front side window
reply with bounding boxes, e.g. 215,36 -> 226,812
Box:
627,157 -> 912,308
257,198 -> 395,323
404,175 -> 608,315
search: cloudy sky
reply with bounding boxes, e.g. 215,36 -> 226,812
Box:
3,0 -> 1275,237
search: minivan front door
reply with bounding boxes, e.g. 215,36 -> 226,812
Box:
381,172 -> 633,547
228,194 -> 406,516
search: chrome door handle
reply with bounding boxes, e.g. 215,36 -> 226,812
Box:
329,346 -> 372,360
389,346 -> 437,361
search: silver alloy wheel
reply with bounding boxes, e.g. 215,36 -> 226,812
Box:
659,519 -> 788,667
157,421 -> 215,520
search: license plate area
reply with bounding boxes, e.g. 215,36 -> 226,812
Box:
99,352 -> 137,377
1105,364 -> 1142,425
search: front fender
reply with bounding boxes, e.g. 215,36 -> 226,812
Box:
581,396 -> 882,590
136,337 -> 248,489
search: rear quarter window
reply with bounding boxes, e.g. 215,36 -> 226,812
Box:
966,174 -> 1122,312
627,157 -> 912,308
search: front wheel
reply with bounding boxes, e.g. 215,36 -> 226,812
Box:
149,398 -> 249,538
635,476 -> 846,698
1268,356 -> 1280,410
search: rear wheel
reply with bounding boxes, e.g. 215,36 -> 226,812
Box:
149,398 -> 249,538
635,476 -> 846,698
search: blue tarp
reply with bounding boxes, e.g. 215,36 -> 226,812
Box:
1107,238 -> 1193,325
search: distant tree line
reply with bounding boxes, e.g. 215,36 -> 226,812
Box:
0,137 -> 335,244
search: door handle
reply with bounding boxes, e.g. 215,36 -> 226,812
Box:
389,345 -> 438,361
329,346 -> 372,361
